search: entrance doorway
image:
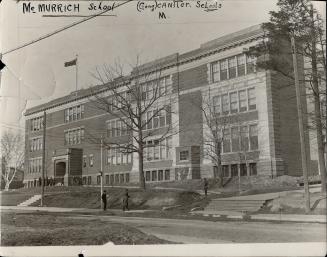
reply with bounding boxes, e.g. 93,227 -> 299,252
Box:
55,161 -> 66,185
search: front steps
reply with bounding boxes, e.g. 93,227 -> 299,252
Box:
205,199 -> 266,213
17,194 -> 42,207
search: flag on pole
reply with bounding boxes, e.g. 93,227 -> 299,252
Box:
64,58 -> 77,67
64,55 -> 79,94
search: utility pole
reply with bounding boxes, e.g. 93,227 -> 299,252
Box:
291,35 -> 310,213
100,136 -> 103,210
41,110 -> 46,207
75,54 -> 78,96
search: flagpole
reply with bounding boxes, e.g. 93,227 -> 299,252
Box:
75,54 -> 78,96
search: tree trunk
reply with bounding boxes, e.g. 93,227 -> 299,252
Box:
311,42 -> 326,194
217,160 -> 223,188
216,142 -> 223,188
138,129 -> 146,190
138,150 -> 145,190
4,182 -> 10,191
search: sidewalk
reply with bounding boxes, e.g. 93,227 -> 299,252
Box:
214,184 -> 323,201
0,205 -> 150,214
191,210 -> 326,223
153,186 -> 220,195
1,205 -> 325,223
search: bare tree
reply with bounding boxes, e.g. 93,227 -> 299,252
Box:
200,89 -> 261,190
200,92 -> 232,188
88,57 -> 177,190
1,131 -> 24,191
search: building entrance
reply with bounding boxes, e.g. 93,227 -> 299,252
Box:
55,161 -> 66,185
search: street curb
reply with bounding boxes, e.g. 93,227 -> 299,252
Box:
190,212 -> 326,224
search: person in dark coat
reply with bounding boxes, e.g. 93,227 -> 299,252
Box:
122,189 -> 130,211
203,178 -> 209,196
101,190 -> 107,211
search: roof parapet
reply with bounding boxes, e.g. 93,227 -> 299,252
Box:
25,24 -> 265,117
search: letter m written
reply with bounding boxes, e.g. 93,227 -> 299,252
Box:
159,12 -> 166,19
23,2 -> 33,13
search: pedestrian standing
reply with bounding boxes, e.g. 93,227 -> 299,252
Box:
203,178 -> 208,197
102,190 -> 107,211
122,189 -> 130,211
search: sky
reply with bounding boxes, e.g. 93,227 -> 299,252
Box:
0,0 -> 325,136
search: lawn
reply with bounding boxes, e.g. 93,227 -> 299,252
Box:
261,191 -> 327,215
0,212 -> 172,246
0,191 -> 37,206
25,187 -> 209,211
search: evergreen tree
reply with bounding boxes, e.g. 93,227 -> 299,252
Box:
248,0 -> 326,194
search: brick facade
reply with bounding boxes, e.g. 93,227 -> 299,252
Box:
23,24 -> 313,187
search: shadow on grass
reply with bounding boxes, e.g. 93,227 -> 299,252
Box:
0,212 -> 175,246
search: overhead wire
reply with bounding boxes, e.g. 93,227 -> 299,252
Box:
1,0 -> 134,56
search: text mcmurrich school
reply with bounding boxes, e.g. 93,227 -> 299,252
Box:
22,3 -> 81,13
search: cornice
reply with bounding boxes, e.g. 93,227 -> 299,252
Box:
25,26 -> 264,117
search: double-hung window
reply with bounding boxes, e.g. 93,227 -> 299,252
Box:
228,57 -> 237,79
249,124 -> 258,150
220,59 -> 228,81
230,92 -> 238,114
147,111 -> 153,130
213,96 -> 221,115
239,90 -> 247,112
211,61 -> 219,82
222,94 -> 229,115
223,128 -> 231,153
237,54 -> 246,76
231,127 -> 240,152
240,126 -> 249,151
246,55 -> 256,74
248,88 -> 256,110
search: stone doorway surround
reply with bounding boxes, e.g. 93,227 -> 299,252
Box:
53,154 -> 69,186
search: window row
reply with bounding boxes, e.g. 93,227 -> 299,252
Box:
142,107 -> 171,130
107,148 -> 132,165
105,173 -> 130,185
30,137 -> 43,152
144,137 -> 172,162
221,163 -> 257,177
211,54 -> 256,82
212,87 -> 256,115
30,116 -> 44,131
82,173 -> 131,185
145,169 -> 171,182
141,76 -> 172,100
107,91 -> 131,113
64,105 -> 84,123
107,119 -> 130,138
221,124 -> 258,153
28,157 -> 42,173
64,127 -> 85,145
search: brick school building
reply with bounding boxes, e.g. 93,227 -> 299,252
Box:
23,24 -> 312,187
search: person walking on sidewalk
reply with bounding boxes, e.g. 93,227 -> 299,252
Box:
102,190 -> 107,211
203,178 -> 209,197
122,189 -> 130,211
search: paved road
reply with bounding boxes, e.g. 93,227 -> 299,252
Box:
76,215 -> 326,244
